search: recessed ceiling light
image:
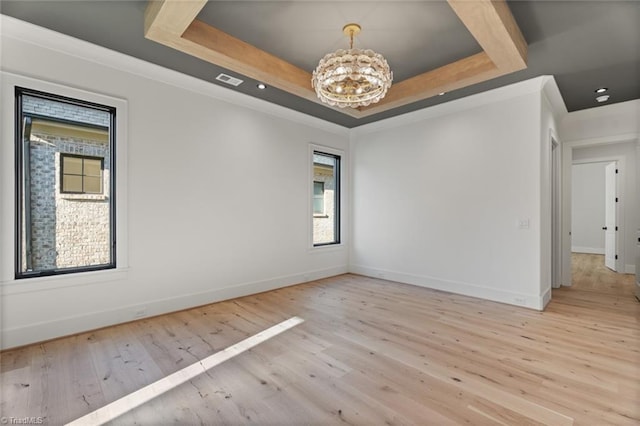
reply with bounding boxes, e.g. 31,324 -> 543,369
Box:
595,87 -> 608,93
257,83 -> 266,90
596,95 -> 610,103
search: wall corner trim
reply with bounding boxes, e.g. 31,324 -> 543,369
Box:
541,75 -> 568,119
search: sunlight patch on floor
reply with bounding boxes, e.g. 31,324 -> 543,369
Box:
65,316 -> 305,426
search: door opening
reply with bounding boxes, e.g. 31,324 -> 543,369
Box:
571,159 -> 622,282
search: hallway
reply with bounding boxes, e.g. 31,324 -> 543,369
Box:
570,253 -> 636,296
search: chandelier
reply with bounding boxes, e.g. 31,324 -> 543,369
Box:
312,24 -> 393,108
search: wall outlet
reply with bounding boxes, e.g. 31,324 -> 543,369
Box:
518,219 -> 530,229
133,308 -> 147,319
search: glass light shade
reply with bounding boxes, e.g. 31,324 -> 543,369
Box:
312,48 -> 393,108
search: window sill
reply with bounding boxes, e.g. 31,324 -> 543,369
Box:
1,267 -> 129,296
313,214 -> 329,218
60,193 -> 108,201
309,242 -> 346,253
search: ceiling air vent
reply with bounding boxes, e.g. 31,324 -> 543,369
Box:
215,73 -> 243,86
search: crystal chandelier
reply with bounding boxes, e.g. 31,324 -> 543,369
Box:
312,24 -> 393,108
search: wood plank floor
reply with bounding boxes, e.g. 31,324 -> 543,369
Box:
1,254 -> 638,425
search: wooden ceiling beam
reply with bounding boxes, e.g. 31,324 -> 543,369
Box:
144,0 -> 527,120
446,0 -> 527,71
144,0 -> 207,39
355,52 -> 500,117
182,20 -> 317,104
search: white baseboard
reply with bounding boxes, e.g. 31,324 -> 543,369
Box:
624,264 -> 636,274
0,265 -> 347,350
572,246 -> 605,255
541,286 -> 552,309
349,264 -> 546,311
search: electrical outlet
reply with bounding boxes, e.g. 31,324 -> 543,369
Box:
133,308 -> 147,319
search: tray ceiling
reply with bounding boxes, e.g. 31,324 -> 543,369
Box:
1,1 -> 638,128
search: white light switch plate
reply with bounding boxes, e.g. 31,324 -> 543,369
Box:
518,219 -> 530,229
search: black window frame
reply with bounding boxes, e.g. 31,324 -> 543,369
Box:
312,151 -> 341,247
15,86 -> 117,279
60,153 -> 105,195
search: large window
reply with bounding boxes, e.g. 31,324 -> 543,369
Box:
312,151 -> 340,246
15,87 -> 116,278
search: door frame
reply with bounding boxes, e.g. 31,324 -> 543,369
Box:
561,134 -> 636,286
550,134 -> 562,289
571,158 -> 622,272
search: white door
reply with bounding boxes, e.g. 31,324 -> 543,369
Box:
604,162 -> 617,271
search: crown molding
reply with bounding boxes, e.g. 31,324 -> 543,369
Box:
352,75 -> 554,136
0,14 -> 350,137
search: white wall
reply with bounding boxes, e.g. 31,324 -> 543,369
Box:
0,17 -> 350,349
571,163 -> 607,253
0,15 -> 607,348
350,79 -> 551,310
561,100 -> 640,142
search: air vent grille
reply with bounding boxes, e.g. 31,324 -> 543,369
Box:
215,73 -> 243,86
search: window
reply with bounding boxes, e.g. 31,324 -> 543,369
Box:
15,87 -> 116,278
61,154 -> 104,194
312,151 -> 340,246
313,181 -> 325,215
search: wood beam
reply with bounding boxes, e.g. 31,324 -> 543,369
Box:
144,0 -> 528,120
144,0 -> 208,39
182,20 -> 316,103
446,0 -> 527,71
355,52 -> 500,117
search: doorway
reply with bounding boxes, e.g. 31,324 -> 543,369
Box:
570,158 -> 631,294
571,160 -> 619,271
560,136 -> 638,294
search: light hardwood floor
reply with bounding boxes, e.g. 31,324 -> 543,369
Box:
1,254 -> 638,425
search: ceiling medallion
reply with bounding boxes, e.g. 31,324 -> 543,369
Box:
311,23 -> 393,109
